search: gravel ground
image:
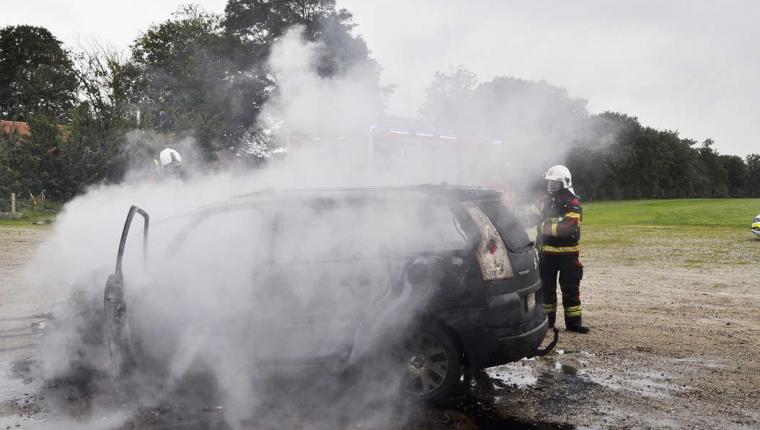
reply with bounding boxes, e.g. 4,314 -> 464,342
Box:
0,227 -> 53,429
0,227 -> 53,360
472,225 -> 760,429
0,224 -> 758,429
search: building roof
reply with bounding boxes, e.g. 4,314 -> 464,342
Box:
0,120 -> 31,136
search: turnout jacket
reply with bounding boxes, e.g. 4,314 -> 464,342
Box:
539,189 -> 582,255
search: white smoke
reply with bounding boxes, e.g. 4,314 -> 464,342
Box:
261,26 -> 384,137
26,26 -> 424,430
25,18 -> 608,430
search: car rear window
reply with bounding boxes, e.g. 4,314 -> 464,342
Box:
479,199 -> 533,252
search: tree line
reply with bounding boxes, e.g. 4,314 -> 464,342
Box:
1,1 -> 758,203
1,1 -> 377,202
418,67 -> 760,200
567,113 -> 760,200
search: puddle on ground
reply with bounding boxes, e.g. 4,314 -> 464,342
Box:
485,359 -> 539,388
436,395 -> 576,430
0,346 -> 698,429
671,356 -> 726,369
0,361 -> 38,404
0,360 -> 44,428
579,368 -> 687,399
482,349 -> 688,402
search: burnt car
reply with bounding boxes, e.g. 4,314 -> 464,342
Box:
104,186 -> 556,402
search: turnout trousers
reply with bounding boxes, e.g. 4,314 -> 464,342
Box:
539,252 -> 584,328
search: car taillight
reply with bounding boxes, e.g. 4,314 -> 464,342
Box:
464,203 -> 513,281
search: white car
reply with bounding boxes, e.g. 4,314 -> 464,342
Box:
753,214 -> 760,236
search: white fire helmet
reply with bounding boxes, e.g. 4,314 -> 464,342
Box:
159,148 -> 182,168
544,165 -> 574,194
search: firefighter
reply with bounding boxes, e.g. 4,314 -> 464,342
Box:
538,165 -> 589,333
157,147 -> 185,179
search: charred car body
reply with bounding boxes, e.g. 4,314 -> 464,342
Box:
104,186 -> 556,402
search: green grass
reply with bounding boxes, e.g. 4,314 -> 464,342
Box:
584,198 -> 760,228
580,199 -> 760,269
0,207 -> 58,227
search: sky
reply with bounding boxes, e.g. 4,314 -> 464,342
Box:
2,0 -> 759,156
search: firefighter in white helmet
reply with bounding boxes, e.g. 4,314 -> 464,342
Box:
537,165 -> 589,333
157,148 -> 184,179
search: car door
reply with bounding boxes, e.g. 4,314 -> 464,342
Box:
251,202 -> 392,364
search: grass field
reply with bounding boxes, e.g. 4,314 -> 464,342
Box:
0,208 -> 58,227
584,198 -> 760,228
3,198 -> 759,228
581,198 -> 760,268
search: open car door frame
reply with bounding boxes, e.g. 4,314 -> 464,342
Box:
104,205 -> 149,379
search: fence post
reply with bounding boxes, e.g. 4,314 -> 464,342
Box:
11,193 -> 16,213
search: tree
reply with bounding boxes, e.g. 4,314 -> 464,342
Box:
566,113 -> 717,200
0,44 -> 136,201
746,154 -> 760,198
0,127 -> 26,201
130,7 -> 225,136
419,66 -> 477,131
127,2 -> 381,161
0,115 -> 62,199
696,139 -> 728,197
472,77 -> 588,142
223,0 -> 380,83
224,0 -> 344,55
75,43 -> 138,122
419,68 -> 588,188
418,68 -> 760,200
420,68 -> 587,139
0,110 -> 129,201
130,5 -> 271,160
720,154 -> 747,197
0,25 -> 78,121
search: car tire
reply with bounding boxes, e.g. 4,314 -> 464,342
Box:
399,324 -> 462,403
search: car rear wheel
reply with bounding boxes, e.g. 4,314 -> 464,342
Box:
400,325 -> 462,402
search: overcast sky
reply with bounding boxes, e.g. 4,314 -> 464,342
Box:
2,0 -> 758,155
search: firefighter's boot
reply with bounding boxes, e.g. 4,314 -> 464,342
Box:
565,316 -> 590,334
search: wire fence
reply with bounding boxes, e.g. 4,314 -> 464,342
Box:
0,192 -> 55,214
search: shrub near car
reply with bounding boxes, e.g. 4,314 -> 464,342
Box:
104,186 -> 555,402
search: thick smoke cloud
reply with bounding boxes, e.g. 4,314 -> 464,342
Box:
339,0 -> 760,157
261,26 -> 384,138
251,26 -> 387,188
27,26 -> 424,430
24,18 -> 604,430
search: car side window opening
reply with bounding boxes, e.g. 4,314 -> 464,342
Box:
384,202 -> 470,255
270,200 -> 472,265
272,205 -> 388,264
166,208 -> 271,290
